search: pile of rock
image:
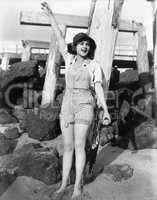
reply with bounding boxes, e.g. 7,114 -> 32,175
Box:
0,108 -> 64,197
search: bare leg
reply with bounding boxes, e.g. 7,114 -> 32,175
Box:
72,123 -> 90,199
56,121 -> 74,193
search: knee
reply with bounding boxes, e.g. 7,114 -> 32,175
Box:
64,143 -> 74,152
75,141 -> 85,152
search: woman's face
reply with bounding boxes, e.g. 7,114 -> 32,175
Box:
76,40 -> 90,58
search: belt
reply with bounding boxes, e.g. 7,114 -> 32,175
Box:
66,88 -> 90,94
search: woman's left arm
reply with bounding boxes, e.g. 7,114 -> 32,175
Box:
95,82 -> 111,125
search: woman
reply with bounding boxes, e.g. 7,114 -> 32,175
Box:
41,2 -> 111,199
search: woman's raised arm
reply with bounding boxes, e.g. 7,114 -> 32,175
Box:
41,2 -> 67,57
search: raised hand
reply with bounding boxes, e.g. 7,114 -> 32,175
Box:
41,2 -> 52,16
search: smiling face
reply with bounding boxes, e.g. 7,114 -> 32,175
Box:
76,40 -> 90,58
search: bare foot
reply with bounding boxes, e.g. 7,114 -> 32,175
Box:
71,188 -> 82,200
49,187 -> 66,200
55,186 -> 66,194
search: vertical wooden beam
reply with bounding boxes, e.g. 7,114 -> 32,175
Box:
89,0 -> 125,88
137,23 -> 149,74
21,40 -> 31,61
112,0 -> 125,28
1,54 -> 9,71
153,10 -> 157,121
41,25 -> 66,107
136,23 -> 153,117
87,0 -> 97,34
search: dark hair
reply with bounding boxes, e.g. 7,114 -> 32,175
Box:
67,32 -> 96,59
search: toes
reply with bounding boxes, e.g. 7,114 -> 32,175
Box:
71,194 -> 83,200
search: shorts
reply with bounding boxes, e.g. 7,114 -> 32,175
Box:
60,89 -> 94,128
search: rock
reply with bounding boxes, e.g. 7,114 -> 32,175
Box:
4,127 -> 20,139
84,148 -> 157,200
12,105 -> 25,121
134,120 -> 157,149
41,135 -> 64,156
0,123 -> 21,137
113,107 -> 152,150
0,175 -> 92,200
0,143 -> 61,185
14,132 -> 40,152
0,168 -> 17,196
40,184 -> 93,200
0,109 -> 18,124
0,176 -> 50,200
0,60 -> 37,90
1,148 -> 157,200
119,69 -> 139,83
0,133 -> 17,156
0,61 -> 39,108
93,146 -> 124,176
21,107 -> 61,141
119,100 -> 131,119
103,163 -> 134,182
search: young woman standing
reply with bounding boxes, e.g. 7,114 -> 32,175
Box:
41,2 -> 111,199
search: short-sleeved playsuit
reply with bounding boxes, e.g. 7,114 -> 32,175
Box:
60,47 -> 102,128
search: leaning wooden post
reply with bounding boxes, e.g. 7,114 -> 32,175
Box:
137,23 -> 149,73
112,0 -> 125,29
41,25 -> 66,107
89,0 -> 125,89
21,40 -> 31,61
136,23 -> 153,117
1,53 -> 9,71
88,0 -> 124,154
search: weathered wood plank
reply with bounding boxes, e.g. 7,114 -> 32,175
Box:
0,54 -> 10,70
136,23 -> 149,73
0,53 -> 21,58
22,40 -> 50,48
119,19 -> 138,32
112,0 -> 125,28
87,0 -> 97,34
153,10 -> 157,121
20,11 -> 88,28
20,11 -> 138,32
89,0 -> 124,87
136,24 -> 152,118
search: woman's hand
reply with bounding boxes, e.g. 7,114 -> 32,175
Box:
41,1 -> 67,58
41,2 -> 52,16
102,110 -> 111,125
99,109 -> 111,126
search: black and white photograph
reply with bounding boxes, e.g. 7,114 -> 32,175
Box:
0,0 -> 157,199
